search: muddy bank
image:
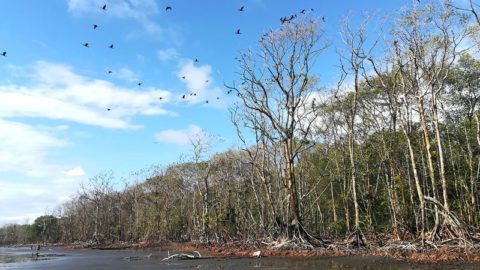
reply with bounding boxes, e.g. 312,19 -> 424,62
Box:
14,238 -> 480,264
176,241 -> 480,264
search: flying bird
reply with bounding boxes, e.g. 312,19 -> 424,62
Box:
227,90 -> 232,94
182,94 -> 186,99
280,16 -> 293,24
106,108 -> 111,111
182,76 -> 186,79
239,6 -> 244,11
93,24 -> 98,29
83,42 -> 89,48
300,9 -> 305,14
107,70 -> 112,74
165,6 -> 172,11
205,80 -> 209,83
109,44 -> 114,49
159,97 -> 163,100
216,97 -> 219,100
138,82 -> 142,86
101,4 -> 107,10
194,58 -> 199,63
236,29 -> 241,35
1,51 -> 6,57
205,100 -> 209,103
322,16 -> 326,22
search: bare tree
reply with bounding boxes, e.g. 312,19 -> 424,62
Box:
336,13 -> 379,247
227,16 -> 328,245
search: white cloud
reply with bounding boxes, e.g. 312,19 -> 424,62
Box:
62,166 -> 86,177
0,174 -> 85,225
178,61 -> 212,92
67,0 -> 162,35
177,61 -> 225,107
154,124 -> 204,146
0,118 -> 87,226
157,48 -> 179,62
0,61 -> 173,129
114,67 -> 139,83
0,119 -> 66,177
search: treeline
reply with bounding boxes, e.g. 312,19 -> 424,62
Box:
2,0 -> 480,247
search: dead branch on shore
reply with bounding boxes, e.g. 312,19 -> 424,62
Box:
260,235 -> 316,250
161,251 -> 202,261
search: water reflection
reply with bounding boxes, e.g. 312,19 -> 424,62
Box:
0,247 -> 477,270
0,246 -> 63,267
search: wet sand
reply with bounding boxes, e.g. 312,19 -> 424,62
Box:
1,247 -> 479,269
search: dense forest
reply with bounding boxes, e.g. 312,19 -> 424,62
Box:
2,1 -> 480,249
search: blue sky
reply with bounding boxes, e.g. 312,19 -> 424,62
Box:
0,0 -> 414,225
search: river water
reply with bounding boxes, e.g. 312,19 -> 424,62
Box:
0,246 -> 477,269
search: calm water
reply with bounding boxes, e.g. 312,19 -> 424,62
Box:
0,246 -> 477,270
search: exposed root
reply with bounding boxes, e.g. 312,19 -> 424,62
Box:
424,196 -> 473,247
347,227 -> 366,248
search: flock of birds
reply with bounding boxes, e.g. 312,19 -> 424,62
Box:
1,3 -> 321,112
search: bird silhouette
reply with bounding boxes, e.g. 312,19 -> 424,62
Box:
1,51 -> 6,57
205,80 -> 209,83
83,43 -> 89,48
236,29 -> 241,35
107,70 -> 112,74
159,97 -> 163,100
227,90 -> 232,94
193,93 -> 197,96
101,4 -> 107,10
182,76 -> 186,79
300,9 -> 305,14
106,108 -> 111,111
322,16 -> 326,22
138,82 -> 142,86
93,24 -> 98,29
281,16 -> 293,24
205,100 -> 209,103
194,58 -> 199,63
216,97 -> 219,100
182,94 -> 186,99
165,6 -> 172,11
239,6 -> 244,11
109,44 -> 114,49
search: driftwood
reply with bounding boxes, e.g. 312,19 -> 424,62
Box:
162,251 -> 202,261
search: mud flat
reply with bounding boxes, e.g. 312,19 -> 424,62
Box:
1,245 -> 479,270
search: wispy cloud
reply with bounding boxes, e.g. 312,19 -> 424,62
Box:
0,118 -> 87,225
62,165 -> 86,177
0,174 -> 85,225
157,48 -> 180,62
67,0 -> 162,36
113,67 -> 139,83
0,119 -> 66,177
154,124 -> 204,146
0,61 -> 173,129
